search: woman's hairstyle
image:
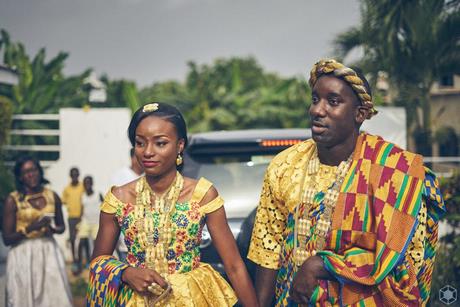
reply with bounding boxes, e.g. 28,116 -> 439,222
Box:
13,155 -> 49,195
128,102 -> 188,170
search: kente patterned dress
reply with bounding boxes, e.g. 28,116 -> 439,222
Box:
6,188 -> 73,307
248,133 -> 445,306
87,175 -> 238,306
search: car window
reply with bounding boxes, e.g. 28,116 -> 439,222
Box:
188,154 -> 275,218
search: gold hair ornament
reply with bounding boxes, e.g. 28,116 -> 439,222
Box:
309,59 -> 378,119
143,103 -> 159,113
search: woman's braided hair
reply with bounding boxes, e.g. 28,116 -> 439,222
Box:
309,59 -> 377,119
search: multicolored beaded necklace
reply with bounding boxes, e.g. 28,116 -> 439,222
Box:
293,149 -> 353,267
133,172 -> 184,275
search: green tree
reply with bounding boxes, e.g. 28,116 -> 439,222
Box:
334,0 -> 460,155
140,56 -> 311,132
0,29 -> 92,162
430,172 -> 460,305
0,29 -> 91,114
100,75 -> 141,112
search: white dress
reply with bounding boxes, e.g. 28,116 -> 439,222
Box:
6,189 -> 73,307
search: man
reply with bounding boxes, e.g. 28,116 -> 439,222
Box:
62,167 -> 84,269
110,148 -> 143,186
248,59 -> 445,306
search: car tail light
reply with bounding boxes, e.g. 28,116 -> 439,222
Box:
260,139 -> 302,147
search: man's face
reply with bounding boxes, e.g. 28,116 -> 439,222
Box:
70,168 -> 79,183
309,75 -> 361,148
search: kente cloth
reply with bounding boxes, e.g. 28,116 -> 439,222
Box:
248,133 -> 445,306
7,188 -> 73,307
86,177 -> 237,306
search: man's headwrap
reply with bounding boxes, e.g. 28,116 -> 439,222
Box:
309,59 -> 378,119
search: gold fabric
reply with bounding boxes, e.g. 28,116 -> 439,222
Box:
408,201 -> 427,272
248,141 -> 316,269
129,263 -> 237,307
100,188 -> 122,214
11,188 -> 55,238
248,140 -> 427,272
99,177 -> 236,306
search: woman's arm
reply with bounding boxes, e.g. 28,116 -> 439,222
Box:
205,188 -> 259,307
2,196 -> 26,246
51,192 -> 65,234
92,212 -> 120,259
91,207 -> 168,293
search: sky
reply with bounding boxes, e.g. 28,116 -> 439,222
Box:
0,0 -> 361,87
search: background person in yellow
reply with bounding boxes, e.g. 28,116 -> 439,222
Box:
62,166 -> 84,270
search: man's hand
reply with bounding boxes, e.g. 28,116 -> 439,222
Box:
290,256 -> 327,304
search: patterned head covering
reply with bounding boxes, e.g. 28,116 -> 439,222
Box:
309,59 -> 377,119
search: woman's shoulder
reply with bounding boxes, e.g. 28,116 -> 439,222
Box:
110,179 -> 139,204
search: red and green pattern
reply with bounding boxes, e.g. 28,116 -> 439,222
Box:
273,133 -> 445,306
87,255 -> 132,307
316,134 -> 445,306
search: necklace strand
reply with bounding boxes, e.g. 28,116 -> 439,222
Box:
134,172 -> 184,275
293,149 -> 353,266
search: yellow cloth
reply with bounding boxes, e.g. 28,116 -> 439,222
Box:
11,188 -> 56,238
247,140 -> 426,271
99,177 -> 235,306
61,183 -> 84,218
100,178 -> 225,215
129,263 -> 237,306
78,222 -> 99,239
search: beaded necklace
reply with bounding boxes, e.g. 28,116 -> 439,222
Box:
293,149 -> 353,267
133,172 -> 184,275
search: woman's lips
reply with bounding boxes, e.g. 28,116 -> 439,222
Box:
142,161 -> 160,168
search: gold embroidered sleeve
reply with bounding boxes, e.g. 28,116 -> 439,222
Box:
199,196 -> 224,215
406,200 -> 427,274
100,189 -> 123,215
247,163 -> 288,269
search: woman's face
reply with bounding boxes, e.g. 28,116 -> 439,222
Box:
134,116 -> 184,177
20,160 -> 41,190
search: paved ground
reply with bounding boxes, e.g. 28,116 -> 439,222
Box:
0,261 -> 5,307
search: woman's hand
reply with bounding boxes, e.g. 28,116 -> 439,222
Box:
26,216 -> 51,233
121,267 -> 168,294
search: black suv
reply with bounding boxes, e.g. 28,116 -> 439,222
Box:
182,129 -> 311,279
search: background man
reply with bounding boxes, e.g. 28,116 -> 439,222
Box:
62,166 -> 84,270
248,59 -> 445,306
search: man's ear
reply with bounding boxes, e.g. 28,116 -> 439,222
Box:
355,106 -> 369,125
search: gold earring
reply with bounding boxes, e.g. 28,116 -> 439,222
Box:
176,154 -> 183,166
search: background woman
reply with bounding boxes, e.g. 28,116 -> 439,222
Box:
88,102 -> 258,306
2,155 -> 72,307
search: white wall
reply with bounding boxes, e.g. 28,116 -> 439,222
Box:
46,108 -> 132,195
361,106 -> 407,149
45,107 -> 132,261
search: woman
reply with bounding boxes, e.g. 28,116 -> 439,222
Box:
2,155 -> 73,307
88,102 -> 258,306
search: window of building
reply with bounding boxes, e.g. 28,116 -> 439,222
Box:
439,74 -> 454,87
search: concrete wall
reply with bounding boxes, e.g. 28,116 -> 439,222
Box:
45,107 -> 132,261
361,106 -> 407,149
46,108 -> 132,195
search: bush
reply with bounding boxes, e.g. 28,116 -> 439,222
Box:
429,172 -> 460,305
